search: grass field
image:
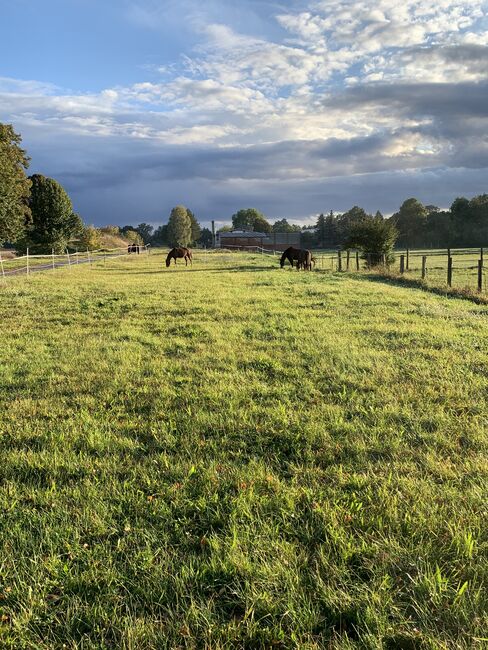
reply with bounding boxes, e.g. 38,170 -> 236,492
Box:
1,251 -> 487,649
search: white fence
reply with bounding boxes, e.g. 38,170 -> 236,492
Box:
0,245 -> 150,281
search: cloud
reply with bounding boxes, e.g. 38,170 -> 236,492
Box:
1,0 -> 488,224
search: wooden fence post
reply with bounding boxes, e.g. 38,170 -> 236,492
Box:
447,255 -> 453,287
0,252 -> 5,282
338,250 -> 342,271
481,248 -> 484,265
356,251 -> 359,271
400,255 -> 405,274
478,259 -> 483,292
52,249 -> 55,270
367,253 -> 372,268
26,248 -> 30,275
421,255 -> 427,279
87,248 -> 91,265
66,249 -> 71,268
406,248 -> 409,270
346,250 -> 350,270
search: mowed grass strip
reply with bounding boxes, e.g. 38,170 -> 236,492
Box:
0,252 -> 487,649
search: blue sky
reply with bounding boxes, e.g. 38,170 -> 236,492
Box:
1,0 -> 488,228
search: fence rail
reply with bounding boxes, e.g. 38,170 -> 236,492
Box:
0,245 -> 149,281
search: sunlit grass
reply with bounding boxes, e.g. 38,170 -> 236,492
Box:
0,252 -> 487,648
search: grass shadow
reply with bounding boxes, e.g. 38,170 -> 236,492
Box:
348,271 -> 488,305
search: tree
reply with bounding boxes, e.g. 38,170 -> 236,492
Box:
343,216 -> 398,266
151,224 -> 168,246
124,229 -> 143,245
231,208 -> 271,233
335,206 -> 369,241
199,227 -> 213,247
80,225 -> 102,250
24,174 -> 78,253
167,205 -> 192,247
100,225 -> 120,236
390,198 -> 428,247
0,123 -> 32,245
187,209 -> 201,245
135,223 -> 153,243
272,218 -> 300,233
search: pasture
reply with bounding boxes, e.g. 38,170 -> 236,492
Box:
0,251 -> 487,649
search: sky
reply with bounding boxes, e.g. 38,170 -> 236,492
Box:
1,0 -> 488,228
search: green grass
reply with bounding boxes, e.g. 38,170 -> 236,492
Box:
0,251 -> 487,649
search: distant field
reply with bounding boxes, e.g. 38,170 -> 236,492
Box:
0,251 -> 487,649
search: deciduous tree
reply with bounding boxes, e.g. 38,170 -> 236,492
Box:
25,174 -> 79,253
0,124 -> 32,245
167,205 -> 192,247
231,208 -> 271,233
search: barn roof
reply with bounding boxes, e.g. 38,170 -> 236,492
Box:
219,230 -> 268,238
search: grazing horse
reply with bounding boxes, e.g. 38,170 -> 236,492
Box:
166,247 -> 192,267
280,246 -> 312,270
296,249 -> 312,270
280,246 -> 302,268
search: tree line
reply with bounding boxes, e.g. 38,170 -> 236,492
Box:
2,123 -> 486,256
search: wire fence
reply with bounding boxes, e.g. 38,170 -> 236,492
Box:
0,245 -> 150,282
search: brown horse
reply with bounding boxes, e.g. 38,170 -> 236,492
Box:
296,249 -> 312,270
280,246 -> 301,268
280,246 -> 312,270
166,247 -> 192,267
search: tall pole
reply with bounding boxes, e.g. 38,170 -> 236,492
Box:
211,220 -> 216,248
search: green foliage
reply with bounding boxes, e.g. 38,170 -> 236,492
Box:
80,225 -> 102,250
391,198 -> 428,247
343,214 -> 398,265
187,209 -> 201,245
124,229 -> 143,245
135,222 -> 153,243
199,227 -> 213,247
100,225 -> 120,236
0,123 -> 32,245
231,208 -> 271,233
167,205 -> 192,247
0,252 -> 486,648
24,174 -> 77,253
272,218 -> 301,233
151,224 -> 168,246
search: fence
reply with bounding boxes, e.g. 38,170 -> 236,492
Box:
0,245 -> 150,282
218,244 -> 488,292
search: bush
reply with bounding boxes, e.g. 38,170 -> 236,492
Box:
343,216 -> 398,266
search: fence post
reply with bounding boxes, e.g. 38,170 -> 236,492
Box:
421,255 -> 427,279
87,248 -> 91,265
337,250 -> 342,271
478,259 -> 483,292
0,252 -> 5,282
406,248 -> 409,270
356,251 -> 359,271
447,255 -> 453,287
66,248 -> 71,268
367,253 -> 372,268
346,250 -> 350,270
400,255 -> 405,274
52,249 -> 55,270
26,248 -> 30,275
481,248 -> 484,265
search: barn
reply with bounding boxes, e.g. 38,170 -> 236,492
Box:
216,230 -> 301,251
